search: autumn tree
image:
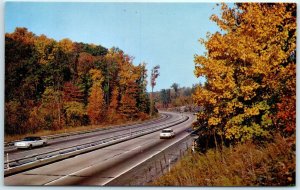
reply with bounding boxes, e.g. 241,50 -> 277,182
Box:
193,3 -> 296,143
77,52 -> 95,76
119,88 -> 138,120
101,49 -> 121,105
5,101 -> 28,134
87,69 -> 105,124
39,87 -> 64,130
63,82 -> 86,126
26,106 -> 46,133
274,51 -> 296,137
64,102 -> 86,126
107,86 -> 120,122
63,82 -> 84,102
118,58 -> 139,119
5,28 -> 151,135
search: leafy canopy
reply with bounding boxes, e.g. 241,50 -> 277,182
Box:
193,3 -> 296,142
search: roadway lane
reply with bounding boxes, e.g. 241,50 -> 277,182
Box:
4,112 -> 195,186
5,111 -> 179,162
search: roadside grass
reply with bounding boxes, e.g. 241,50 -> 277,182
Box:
150,134 -> 295,186
5,114 -> 159,143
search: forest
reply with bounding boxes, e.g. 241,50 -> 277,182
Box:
155,83 -> 199,110
5,28 -> 151,135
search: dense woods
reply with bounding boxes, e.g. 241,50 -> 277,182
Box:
5,28 -> 151,135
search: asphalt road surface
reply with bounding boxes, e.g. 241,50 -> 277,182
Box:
4,111 -> 195,186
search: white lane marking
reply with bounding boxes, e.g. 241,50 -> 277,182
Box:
98,150 -> 160,186
101,121 -> 193,185
44,164 -> 94,185
127,146 -> 141,152
46,115 -> 192,185
44,145 -> 143,185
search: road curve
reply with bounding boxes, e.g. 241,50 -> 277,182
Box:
4,111 -> 195,186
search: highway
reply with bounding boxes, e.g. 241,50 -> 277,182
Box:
5,112 -> 175,161
4,111 -> 195,186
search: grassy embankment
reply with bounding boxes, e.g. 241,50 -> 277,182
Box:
5,114 -> 159,143
151,135 -> 295,186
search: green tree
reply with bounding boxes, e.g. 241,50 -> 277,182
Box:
39,87 -> 63,130
171,83 -> 180,99
150,65 -> 160,116
5,27 -> 43,102
135,63 -> 150,114
160,89 -> 171,108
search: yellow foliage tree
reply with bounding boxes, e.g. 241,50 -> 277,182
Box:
119,60 -> 139,119
193,3 -> 296,142
34,35 -> 56,65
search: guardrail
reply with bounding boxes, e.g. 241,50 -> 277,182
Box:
4,114 -> 168,149
105,129 -> 194,185
4,115 -> 189,176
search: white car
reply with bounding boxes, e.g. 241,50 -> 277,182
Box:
160,128 -> 175,139
14,136 -> 47,149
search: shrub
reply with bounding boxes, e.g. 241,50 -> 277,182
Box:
151,134 -> 295,186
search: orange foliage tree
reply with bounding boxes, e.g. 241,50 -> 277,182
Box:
119,59 -> 139,119
107,86 -> 120,122
87,69 -> 105,125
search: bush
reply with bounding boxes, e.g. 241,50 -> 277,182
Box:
151,134 -> 295,186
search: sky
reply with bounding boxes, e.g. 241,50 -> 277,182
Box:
5,2 -> 221,92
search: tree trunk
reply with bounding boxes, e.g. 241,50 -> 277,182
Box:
150,87 -> 153,116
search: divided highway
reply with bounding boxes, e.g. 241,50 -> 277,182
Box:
4,112 -> 173,163
4,111 -> 195,186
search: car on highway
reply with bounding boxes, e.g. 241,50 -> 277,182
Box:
160,128 -> 175,139
14,136 -> 47,149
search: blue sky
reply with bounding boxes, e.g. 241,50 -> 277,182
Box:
5,2 -> 220,91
